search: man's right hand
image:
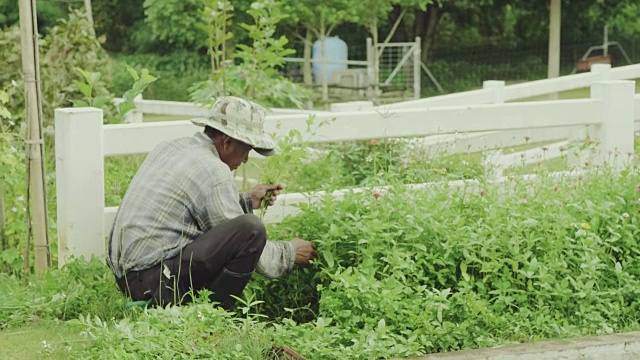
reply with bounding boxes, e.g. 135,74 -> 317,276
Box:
291,238 -> 317,267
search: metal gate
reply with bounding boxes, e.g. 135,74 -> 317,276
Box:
368,37 -> 422,100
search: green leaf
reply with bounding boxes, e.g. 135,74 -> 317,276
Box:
0,108 -> 11,119
74,81 -> 93,98
71,99 -> 90,107
126,65 -> 140,81
323,251 -> 335,268
88,71 -> 102,85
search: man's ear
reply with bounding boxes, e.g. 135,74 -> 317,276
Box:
222,136 -> 233,152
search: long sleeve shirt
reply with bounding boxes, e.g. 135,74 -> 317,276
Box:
107,132 -> 295,279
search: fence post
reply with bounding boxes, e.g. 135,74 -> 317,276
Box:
413,37 -> 421,100
366,37 -> 375,98
55,108 -> 105,267
483,80 -> 505,104
590,81 -> 635,168
590,63 -> 611,81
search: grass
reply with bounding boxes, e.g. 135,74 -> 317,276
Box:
0,321 -> 85,360
143,114 -> 191,122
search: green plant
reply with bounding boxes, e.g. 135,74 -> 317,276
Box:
114,66 -> 158,123
71,70 -> 114,110
72,66 -> 157,124
190,0 -> 311,108
0,258 -> 127,330
72,291 -> 276,359
0,88 -> 27,275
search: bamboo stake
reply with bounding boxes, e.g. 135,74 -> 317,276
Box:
84,0 -> 94,26
19,0 -> 50,276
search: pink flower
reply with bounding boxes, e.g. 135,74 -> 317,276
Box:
372,191 -> 382,199
369,140 -> 380,146
542,147 -> 549,152
479,190 -> 487,196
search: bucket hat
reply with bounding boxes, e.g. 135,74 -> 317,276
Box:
191,96 -> 276,156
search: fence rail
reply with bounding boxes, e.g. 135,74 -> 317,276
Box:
55,71 -> 638,266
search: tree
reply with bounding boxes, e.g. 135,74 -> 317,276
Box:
283,0 -> 357,101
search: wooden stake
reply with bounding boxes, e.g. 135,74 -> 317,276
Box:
19,0 -> 50,275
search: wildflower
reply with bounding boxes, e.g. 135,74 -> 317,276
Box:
372,191 -> 382,199
479,190 -> 486,196
622,213 -> 629,218
518,198 -> 528,204
11,80 -> 17,87
635,183 -> 640,191
41,340 -> 51,350
17,196 -> 24,202
542,147 -> 549,152
524,136 -> 531,143
9,146 -> 17,153
575,229 -> 587,237
197,311 -> 205,321
11,207 -> 17,213
365,154 -> 373,163
369,139 -> 380,146
580,222 -> 591,230
433,168 -> 447,174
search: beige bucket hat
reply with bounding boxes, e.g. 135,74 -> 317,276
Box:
191,96 -> 277,156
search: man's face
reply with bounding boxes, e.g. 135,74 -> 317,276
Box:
220,137 -> 252,171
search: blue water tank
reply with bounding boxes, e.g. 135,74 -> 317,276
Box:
312,36 -> 348,85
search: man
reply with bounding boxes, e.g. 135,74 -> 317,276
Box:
107,96 -> 317,310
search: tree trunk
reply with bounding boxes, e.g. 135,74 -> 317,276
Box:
389,5 -> 408,42
303,28 -> 313,86
415,5 -> 443,62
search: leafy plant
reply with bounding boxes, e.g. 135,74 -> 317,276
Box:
114,66 -> 158,123
190,0 -> 311,108
72,66 -> 157,124
0,88 -> 27,275
71,70 -> 114,110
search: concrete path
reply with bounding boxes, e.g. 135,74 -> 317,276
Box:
399,331 -> 640,360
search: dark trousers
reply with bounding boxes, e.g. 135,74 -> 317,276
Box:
115,214 -> 267,309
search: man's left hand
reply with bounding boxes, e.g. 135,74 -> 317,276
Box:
251,183 -> 283,209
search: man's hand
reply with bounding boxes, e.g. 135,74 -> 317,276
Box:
250,183 -> 283,209
291,238 -> 317,267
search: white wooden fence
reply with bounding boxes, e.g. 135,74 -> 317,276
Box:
55,78 -> 639,266
117,64 -> 640,154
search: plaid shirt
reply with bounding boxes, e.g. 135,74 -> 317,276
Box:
107,132 -> 295,279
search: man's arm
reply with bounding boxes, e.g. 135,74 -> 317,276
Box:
256,240 -> 296,279
256,238 -> 317,279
